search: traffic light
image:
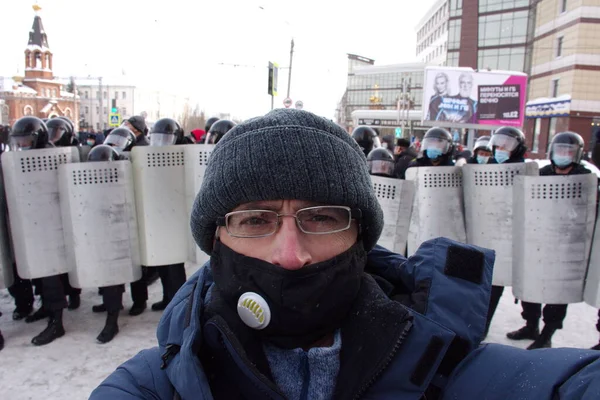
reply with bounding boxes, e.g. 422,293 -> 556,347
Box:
395,127 -> 402,138
268,62 -> 278,96
111,99 -> 117,113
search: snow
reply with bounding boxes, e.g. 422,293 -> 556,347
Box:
1,266 -> 599,399
526,94 -> 572,106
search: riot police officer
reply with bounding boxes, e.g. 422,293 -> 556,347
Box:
146,118 -> 189,311
87,144 -> 129,343
407,127 -> 455,168
45,118 -> 83,310
467,136 -> 492,164
205,119 -> 236,145
507,131 -> 590,349
484,126 -> 528,337
94,127 -> 151,316
351,126 -> 381,158
367,147 -> 395,178
9,116 -> 67,345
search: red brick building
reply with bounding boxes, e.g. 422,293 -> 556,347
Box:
0,8 -> 78,127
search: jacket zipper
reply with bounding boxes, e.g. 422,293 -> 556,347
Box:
161,344 -> 181,369
352,320 -> 414,400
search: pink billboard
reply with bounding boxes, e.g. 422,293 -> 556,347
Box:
423,67 -> 528,128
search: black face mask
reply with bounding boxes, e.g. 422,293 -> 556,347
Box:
211,240 -> 366,349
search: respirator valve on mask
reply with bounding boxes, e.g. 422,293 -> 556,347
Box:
237,292 -> 271,330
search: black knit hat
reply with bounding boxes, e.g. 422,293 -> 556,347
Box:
190,108 -> 384,253
127,115 -> 148,135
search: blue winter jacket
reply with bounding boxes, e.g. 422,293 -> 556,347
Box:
90,238 -> 600,399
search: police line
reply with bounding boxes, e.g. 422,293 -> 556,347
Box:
371,162 -> 600,309
2,146 -> 600,311
0,144 -> 214,292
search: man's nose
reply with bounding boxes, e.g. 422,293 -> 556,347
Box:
269,216 -> 312,270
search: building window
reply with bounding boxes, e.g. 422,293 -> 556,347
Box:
103,91 -> 107,99
448,20 -> 462,50
547,118 -> 558,153
450,0 -> 462,17
122,91 -> 126,99
478,11 -> 529,47
480,0 -> 529,13
478,47 -> 526,71
23,105 -> 34,116
531,118 -> 542,153
551,78 -> 560,97
65,108 -> 72,119
561,0 -> 567,13
556,36 -> 563,58
96,91 -> 100,99
96,106 -> 99,114
84,91 -> 89,99
104,108 -> 108,115
51,89 -> 56,97
85,106 -> 89,114
121,108 -> 127,116
114,91 -> 119,100
96,123 -> 100,130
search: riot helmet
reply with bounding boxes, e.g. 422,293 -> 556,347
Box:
548,131 -> 584,169
10,116 -> 49,150
46,118 -> 72,145
206,119 -> 236,145
103,127 -> 136,152
489,127 -> 526,163
473,135 -> 492,164
351,126 -> 381,158
205,117 -> 219,134
57,117 -> 75,135
367,147 -> 395,177
422,127 -> 453,160
150,118 -> 184,146
88,144 -> 121,162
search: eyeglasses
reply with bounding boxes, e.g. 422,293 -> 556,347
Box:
216,206 -> 362,238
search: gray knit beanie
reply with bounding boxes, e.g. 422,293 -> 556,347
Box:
190,108 -> 384,253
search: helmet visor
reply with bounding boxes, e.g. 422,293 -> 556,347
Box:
10,135 -> 35,150
552,143 -> 578,159
489,135 -> 518,152
422,137 -> 450,153
104,134 -> 131,151
150,133 -> 176,147
369,160 -> 394,176
48,126 -> 66,143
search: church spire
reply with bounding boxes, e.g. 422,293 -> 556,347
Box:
24,3 -> 53,79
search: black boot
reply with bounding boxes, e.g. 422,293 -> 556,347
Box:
151,299 -> 168,311
97,311 -> 120,344
92,303 -> 107,313
507,321 -> 540,340
527,325 -> 557,350
68,294 -> 80,310
31,310 -> 65,346
13,305 -> 33,320
129,301 -> 147,316
25,307 -> 49,323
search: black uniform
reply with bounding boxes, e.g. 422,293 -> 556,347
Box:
407,154 -> 454,169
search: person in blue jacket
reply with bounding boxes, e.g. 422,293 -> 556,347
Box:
91,109 -> 600,400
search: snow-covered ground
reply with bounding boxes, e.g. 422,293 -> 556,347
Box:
1,263 -> 599,400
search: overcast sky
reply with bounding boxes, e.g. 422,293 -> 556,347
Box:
1,0 -> 436,120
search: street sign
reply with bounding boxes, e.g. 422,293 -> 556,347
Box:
295,100 -> 304,110
283,98 -> 292,108
109,113 -> 121,127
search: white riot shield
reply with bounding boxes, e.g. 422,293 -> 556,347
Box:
1,147 -> 80,279
59,161 -> 142,287
371,176 -> 415,253
0,163 -> 14,288
132,145 -> 188,266
513,174 -> 597,304
405,166 -> 466,256
462,162 -> 539,286
584,198 -> 600,308
184,145 -> 214,266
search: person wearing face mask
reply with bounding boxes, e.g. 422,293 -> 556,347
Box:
506,131 -> 590,349
86,133 -> 98,148
467,136 -> 492,165
92,109 -> 600,400
484,126 -> 528,336
407,127 -> 455,169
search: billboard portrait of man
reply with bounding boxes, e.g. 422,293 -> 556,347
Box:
427,72 -> 450,120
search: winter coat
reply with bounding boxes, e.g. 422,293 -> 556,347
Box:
90,238 -> 600,400
393,148 -> 418,179
135,133 -> 150,147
